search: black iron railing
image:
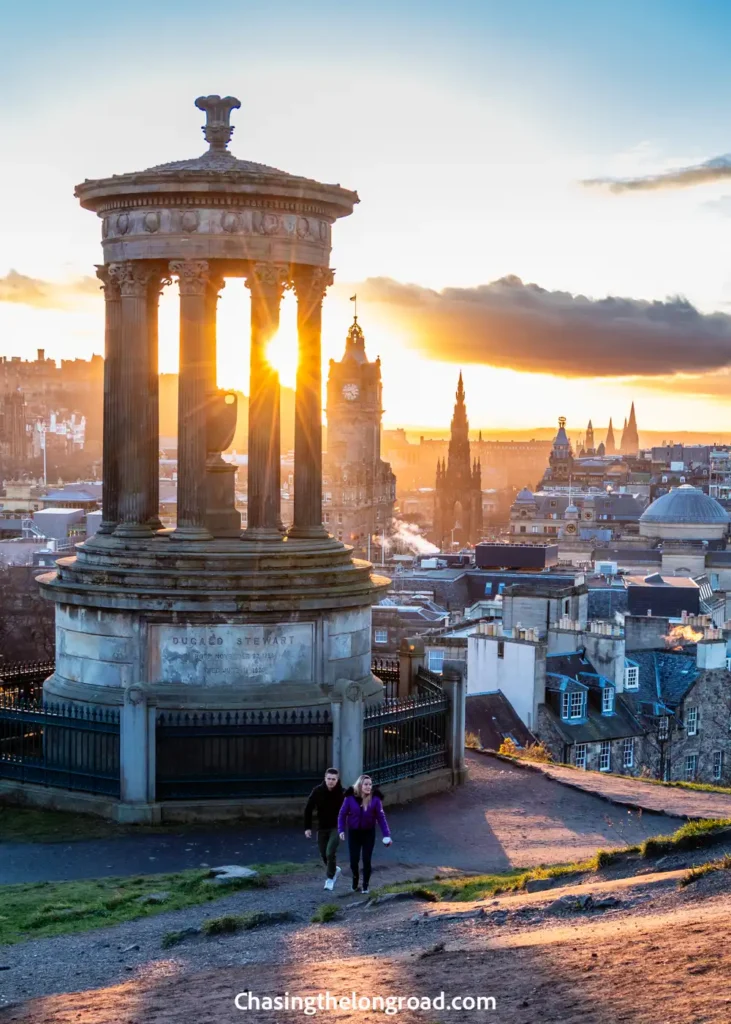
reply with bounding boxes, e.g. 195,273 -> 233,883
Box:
156,708 -> 333,800
0,697 -> 120,797
0,660 -> 54,704
363,690 -> 448,786
372,658 -> 400,700
415,666 -> 445,698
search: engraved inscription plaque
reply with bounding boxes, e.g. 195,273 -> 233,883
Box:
149,623 -> 314,686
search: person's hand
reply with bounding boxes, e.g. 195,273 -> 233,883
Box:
382,837 -> 392,846
304,830 -> 312,839
339,832 -> 346,841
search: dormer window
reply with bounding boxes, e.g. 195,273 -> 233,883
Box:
602,686 -> 615,714
562,691 -> 586,720
624,665 -> 639,690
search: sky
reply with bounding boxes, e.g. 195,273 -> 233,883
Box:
2,0 -> 731,435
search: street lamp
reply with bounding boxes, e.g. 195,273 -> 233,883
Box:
656,714 -> 672,781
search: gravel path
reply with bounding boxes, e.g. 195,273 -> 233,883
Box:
0,755 -> 681,884
3,857 -> 731,1020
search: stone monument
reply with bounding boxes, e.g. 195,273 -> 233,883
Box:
39,96 -> 388,746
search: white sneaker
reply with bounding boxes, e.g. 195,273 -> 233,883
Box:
332,866 -> 342,887
324,877 -> 335,891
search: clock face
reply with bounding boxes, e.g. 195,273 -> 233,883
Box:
342,383 -> 360,401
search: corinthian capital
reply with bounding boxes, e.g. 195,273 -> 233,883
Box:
244,262 -> 291,297
170,260 -> 210,296
292,264 -> 333,299
108,261 -> 155,297
95,264 -> 120,300
291,265 -> 335,302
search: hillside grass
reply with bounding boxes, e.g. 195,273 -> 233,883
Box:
377,848 -> 628,903
0,862 -> 304,945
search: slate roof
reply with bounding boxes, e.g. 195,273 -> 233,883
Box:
465,692 -> 536,751
544,694 -> 644,744
626,650 -> 699,709
532,493 -> 644,520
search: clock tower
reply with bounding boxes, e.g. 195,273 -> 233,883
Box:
324,315 -> 396,552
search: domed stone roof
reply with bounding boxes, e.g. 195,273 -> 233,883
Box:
515,488 -> 535,504
640,485 -> 729,525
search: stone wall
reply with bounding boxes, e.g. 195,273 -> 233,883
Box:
672,669 -> 731,785
0,565 -> 55,663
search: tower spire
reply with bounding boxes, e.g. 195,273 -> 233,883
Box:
605,417 -> 616,454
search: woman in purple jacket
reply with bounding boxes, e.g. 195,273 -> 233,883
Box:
338,774 -> 392,894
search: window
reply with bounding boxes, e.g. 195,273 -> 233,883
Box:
324,512 -> 330,523
713,750 -> 724,781
374,629 -> 388,645
428,649 -> 445,674
686,706 -> 698,736
602,687 -> 614,714
623,737 -> 634,769
497,641 -> 505,659
574,743 -> 587,769
658,716 -> 669,740
337,513 -> 343,524
519,525 -> 526,534
599,741 -> 611,772
563,599 -> 570,615
561,692 -> 569,719
567,691 -> 585,719
726,657 -> 731,672
624,665 -> 639,690
531,525 -> 541,533
684,754 -> 698,781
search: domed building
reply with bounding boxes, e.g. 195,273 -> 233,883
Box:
640,485 -> 730,541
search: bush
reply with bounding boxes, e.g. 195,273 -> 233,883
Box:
311,903 -> 340,924
465,731 -> 482,750
498,737 -> 518,756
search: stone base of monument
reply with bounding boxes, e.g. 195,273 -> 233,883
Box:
36,535 -> 391,812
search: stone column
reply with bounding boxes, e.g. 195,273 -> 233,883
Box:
171,260 -> 212,541
145,272 -> 169,530
203,274 -> 241,537
289,266 -> 334,540
442,662 -> 467,782
243,263 -> 289,541
95,265 -> 121,535
110,261 -> 155,539
332,679 -> 365,785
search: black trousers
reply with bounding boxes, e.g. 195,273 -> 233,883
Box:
317,829 -> 340,879
348,827 -> 376,888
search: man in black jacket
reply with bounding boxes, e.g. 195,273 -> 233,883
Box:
304,767 -> 344,890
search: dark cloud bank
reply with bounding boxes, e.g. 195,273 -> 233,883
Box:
358,275 -> 731,378
584,154 -> 731,194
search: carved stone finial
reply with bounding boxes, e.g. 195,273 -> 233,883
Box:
194,95 -> 241,153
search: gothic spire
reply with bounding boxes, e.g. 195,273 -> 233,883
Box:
605,417 -> 616,454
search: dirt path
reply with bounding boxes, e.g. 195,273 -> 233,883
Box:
497,754 -> 731,820
6,887 -> 731,1024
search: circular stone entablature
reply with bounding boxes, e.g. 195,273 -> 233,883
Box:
75,95 -> 358,268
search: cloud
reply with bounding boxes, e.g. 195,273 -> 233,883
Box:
0,270 -> 100,309
639,371 -> 731,398
358,275 -> 731,378
583,154 -> 731,193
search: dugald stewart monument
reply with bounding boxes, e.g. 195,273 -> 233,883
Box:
37,96 -> 400,816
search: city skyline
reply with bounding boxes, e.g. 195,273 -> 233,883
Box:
3,1 -> 731,430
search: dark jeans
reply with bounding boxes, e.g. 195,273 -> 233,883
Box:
348,827 -> 376,888
317,829 -> 340,879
